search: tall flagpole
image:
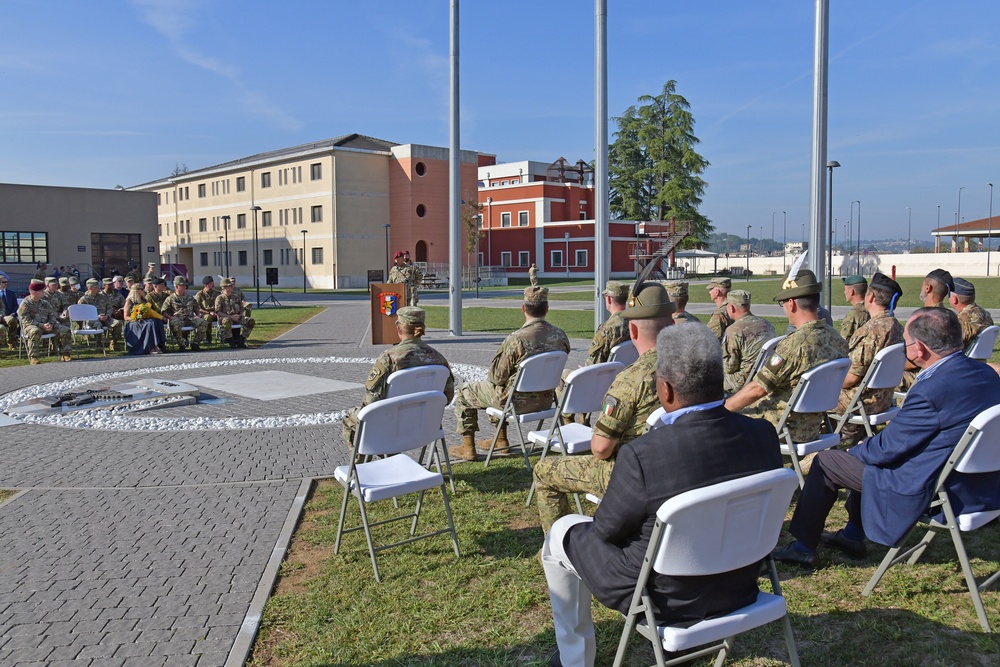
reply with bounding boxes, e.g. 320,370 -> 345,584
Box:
594,0 -> 609,327
807,0 -> 830,285
448,0 -> 462,335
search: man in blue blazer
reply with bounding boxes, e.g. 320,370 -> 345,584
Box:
0,273 -> 19,348
774,307 -> 1000,567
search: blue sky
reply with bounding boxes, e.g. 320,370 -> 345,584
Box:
2,1 -> 998,243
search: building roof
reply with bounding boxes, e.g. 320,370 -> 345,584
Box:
932,216 -> 1000,237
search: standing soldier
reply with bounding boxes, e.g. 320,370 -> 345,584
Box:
950,277 -> 994,349
840,275 -> 870,342
33,263 -> 47,281
162,276 -> 208,352
19,281 -> 73,363
722,290 -> 777,394
388,251 -> 407,285
403,250 -> 422,306
127,263 -> 143,284
145,262 -> 158,282
78,278 -> 123,351
215,278 -> 254,348
706,277 -> 733,340
195,276 -> 220,344
664,281 -> 701,324
529,262 -> 540,287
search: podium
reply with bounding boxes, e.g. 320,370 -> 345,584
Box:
369,283 -> 406,345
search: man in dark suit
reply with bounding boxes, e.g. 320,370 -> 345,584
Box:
774,307 -> 1000,568
541,324 -> 783,667
0,274 -> 19,349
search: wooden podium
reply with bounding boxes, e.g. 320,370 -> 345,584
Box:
369,283 -> 406,345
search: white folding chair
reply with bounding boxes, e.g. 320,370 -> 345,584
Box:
862,403 -> 1000,632
67,304 -> 107,356
333,391 -> 460,583
746,335 -> 787,384
609,340 -> 639,366
17,301 -> 56,360
613,468 -> 801,667
644,406 -> 667,432
524,361 -> 624,510
832,343 -> 905,438
483,350 -> 569,469
965,325 -> 1000,361
775,358 -> 852,488
385,364 -> 456,492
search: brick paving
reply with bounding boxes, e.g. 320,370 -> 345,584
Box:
0,299 -> 590,666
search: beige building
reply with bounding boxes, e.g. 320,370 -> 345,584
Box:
0,183 -> 157,286
130,134 -> 483,289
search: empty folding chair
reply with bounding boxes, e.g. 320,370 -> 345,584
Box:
862,403 -> 1000,632
609,340 -> 639,367
67,304 -> 107,356
333,390 -> 460,583
832,343 -> 906,438
965,325 -> 1000,361
613,468 -> 801,667
385,364 -> 455,492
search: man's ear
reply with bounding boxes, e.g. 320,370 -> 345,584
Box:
656,375 -> 673,409
629,320 -> 639,341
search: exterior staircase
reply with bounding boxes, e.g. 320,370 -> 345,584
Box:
629,217 -> 694,278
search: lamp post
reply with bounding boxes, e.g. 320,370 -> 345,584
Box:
958,186 -> 965,239
474,215 -> 481,297
853,200 -> 862,269
826,160 -> 840,311
989,183 -> 994,276
250,205 -> 261,308
221,215 -> 230,277
301,229 -> 308,293
746,224 -> 751,278
782,211 -> 787,272
771,212 -> 776,258
383,224 -> 390,280
218,236 -> 224,272
760,226 -> 764,257
906,207 -> 911,253
937,204 -> 941,253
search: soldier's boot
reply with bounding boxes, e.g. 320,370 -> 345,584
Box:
448,433 -> 480,462
478,424 -> 510,456
234,335 -> 247,349
29,357 -> 40,365
560,413 -> 575,426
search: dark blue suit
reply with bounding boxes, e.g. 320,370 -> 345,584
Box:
0,288 -> 17,317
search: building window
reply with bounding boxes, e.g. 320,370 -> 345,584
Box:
501,180 -> 508,186
551,250 -> 564,267
477,251 -> 484,265
310,163 -> 322,180
500,251 -> 512,267
311,247 -> 324,264
198,218 -> 207,232
262,211 -> 272,227
261,172 -> 271,188
263,249 -> 273,265
157,193 -> 161,205
575,249 -> 588,267
238,250 -> 247,266
198,184 -> 206,198
311,205 -> 323,223
416,204 -> 426,218
518,211 -> 529,226
237,213 -> 246,229
0,231 -> 48,264
580,212 -> 587,220
511,179 -> 519,185
200,252 -> 208,267
236,176 -> 245,192
518,251 -> 530,266
500,212 -> 511,228
415,162 -> 426,177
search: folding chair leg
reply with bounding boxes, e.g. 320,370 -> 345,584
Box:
862,544 -> 906,596
356,498 -> 382,583
782,613 -> 802,667
437,438 -> 456,493
334,484 -> 352,555
410,490 -> 426,536
787,451 -> 805,489
948,519 -> 994,632
981,568 -> 1000,592
712,639 -> 733,667
440,482 -> 461,558
612,613 -> 639,667
483,421 -> 503,468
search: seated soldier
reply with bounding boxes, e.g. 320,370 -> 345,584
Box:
162,276 -> 208,351
450,286 -> 571,461
900,267 -> 955,389
19,281 -> 73,363
721,290 -> 776,394
664,281 -> 701,324
533,282 -> 674,532
195,276 -> 219,343
950,277 -> 994,350
215,278 -> 254,348
839,275 -> 870,342
341,306 -> 454,444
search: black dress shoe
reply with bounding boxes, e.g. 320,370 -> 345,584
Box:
820,530 -> 867,558
190,343 -> 200,352
771,543 -> 818,569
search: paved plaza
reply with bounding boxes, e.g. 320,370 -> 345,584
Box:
0,300 -> 591,667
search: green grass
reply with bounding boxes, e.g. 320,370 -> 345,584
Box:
249,459 -> 1000,667
0,490 -> 15,504
423,306 -> 597,340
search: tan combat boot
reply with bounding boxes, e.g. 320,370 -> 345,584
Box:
448,433 -> 480,462
29,357 -> 40,365
478,424 -> 511,456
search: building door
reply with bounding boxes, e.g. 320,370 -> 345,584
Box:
415,240 -> 427,263
91,233 -> 141,278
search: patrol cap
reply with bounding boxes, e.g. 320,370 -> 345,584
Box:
601,280 -> 629,300
621,282 -> 675,319
664,281 -> 688,299
29,282 -> 45,292
870,272 -> 903,300
842,275 -> 867,288
173,276 -> 188,287
396,306 -> 425,326
523,286 -> 548,304
726,290 -> 751,307
220,278 -> 233,287
952,277 -> 975,298
124,276 -> 134,284
926,268 -> 954,292
45,277 -> 57,284
393,251 -> 404,259
774,268 -> 823,301
143,277 -> 154,284
202,275 -> 214,285
69,276 -> 79,285
707,277 -> 731,290
86,278 -> 100,288
58,276 -> 69,286
102,277 -> 113,285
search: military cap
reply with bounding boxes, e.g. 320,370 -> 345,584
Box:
68,276 -> 79,285
202,275 -> 214,285
774,268 -> 823,301
143,277 -> 154,284
29,282 -> 45,292
85,278 -> 100,287
664,281 -> 689,298
726,290 -> 752,307
220,278 -> 233,287
29,278 -> 44,286
124,276 -> 134,284
147,262 -> 155,267
926,268 -> 954,292
151,277 -> 165,286
952,277 -> 975,298
58,276 -> 69,285
621,282 -> 675,319
842,275 -> 867,287
707,277 -> 731,290
396,306 -> 425,326
102,277 -> 112,285
394,251 -> 404,259
601,280 -> 629,300
870,272 -> 903,299
523,285 -> 548,304
173,276 -> 188,287
45,276 -> 57,284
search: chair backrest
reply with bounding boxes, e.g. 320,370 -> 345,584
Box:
862,343 -> 907,390
609,341 -> 639,367
645,406 -> 667,431
651,468 -> 799,576
947,404 -> 1000,479
385,364 -> 451,399
67,303 -> 98,322
354,391 -> 448,456
562,361 -> 624,414
512,350 -> 569,393
965,325 -> 1000,361
788,358 -> 851,414
748,335 -> 787,381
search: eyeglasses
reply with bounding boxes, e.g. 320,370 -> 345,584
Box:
777,299 -> 790,306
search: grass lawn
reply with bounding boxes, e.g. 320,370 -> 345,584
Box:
249,458 -> 1000,666
0,490 -> 15,503
423,306 -> 598,340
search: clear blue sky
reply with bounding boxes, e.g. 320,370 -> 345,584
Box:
2,1 -> 998,243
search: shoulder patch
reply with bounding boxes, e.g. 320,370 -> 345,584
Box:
602,396 -> 618,416
367,367 -> 380,382
766,354 -> 784,370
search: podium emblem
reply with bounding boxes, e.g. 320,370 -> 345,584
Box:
381,293 -> 399,316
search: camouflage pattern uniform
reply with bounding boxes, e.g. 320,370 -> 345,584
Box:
32,267 -> 46,281
341,338 -> 455,443
403,261 -> 422,306
839,301 -> 870,342
723,314 -> 777,394
747,319 -> 848,442
586,311 -> 629,366
214,291 -> 255,342
958,302 -> 994,350
900,300 -> 948,390
195,286 -> 220,338
707,304 -> 733,340
529,264 -> 539,287
77,290 -> 124,347
18,297 -> 72,358
533,348 -> 660,531
45,288 -> 71,325
388,263 -> 407,286
145,267 -> 157,282
102,287 -> 125,321
455,318 -> 570,433
145,289 -> 169,314
162,292 -> 208,349
672,311 -> 702,324
836,311 -> 903,415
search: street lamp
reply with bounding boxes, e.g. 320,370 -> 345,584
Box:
221,215 -> 230,277
826,160 -> 840,311
760,226 -> 764,257
906,207 -> 911,253
958,186 -> 965,238
746,224 -> 751,278
301,229 -> 308,293
218,236 -> 224,271
853,200 -> 862,269
989,183 -> 994,276
250,205 -> 261,308
771,212 -> 776,258
383,223 -> 390,280
937,204 -> 941,253
473,214 -> 482,298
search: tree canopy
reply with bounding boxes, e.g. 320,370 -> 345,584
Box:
609,81 -> 712,242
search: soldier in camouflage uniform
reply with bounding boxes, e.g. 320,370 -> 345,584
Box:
215,278 -> 254,347
529,263 -> 539,287
403,251 -> 422,306
664,281 -> 701,324
706,277 -> 733,340
145,278 -> 171,313
341,306 -> 455,443
533,282 -> 675,532
388,251 -> 407,286
32,264 -> 47,281
901,268 -> 955,389
195,276 -> 220,344
840,275 -> 871,342
77,278 -> 123,350
162,276 -> 208,351
145,262 -> 157,282
102,278 -> 126,323
950,277 -> 994,349
43,278 -> 68,325
18,282 -> 73,363
722,290 -> 776,394
450,286 -> 571,461
56,277 -> 75,318
725,269 -> 848,442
